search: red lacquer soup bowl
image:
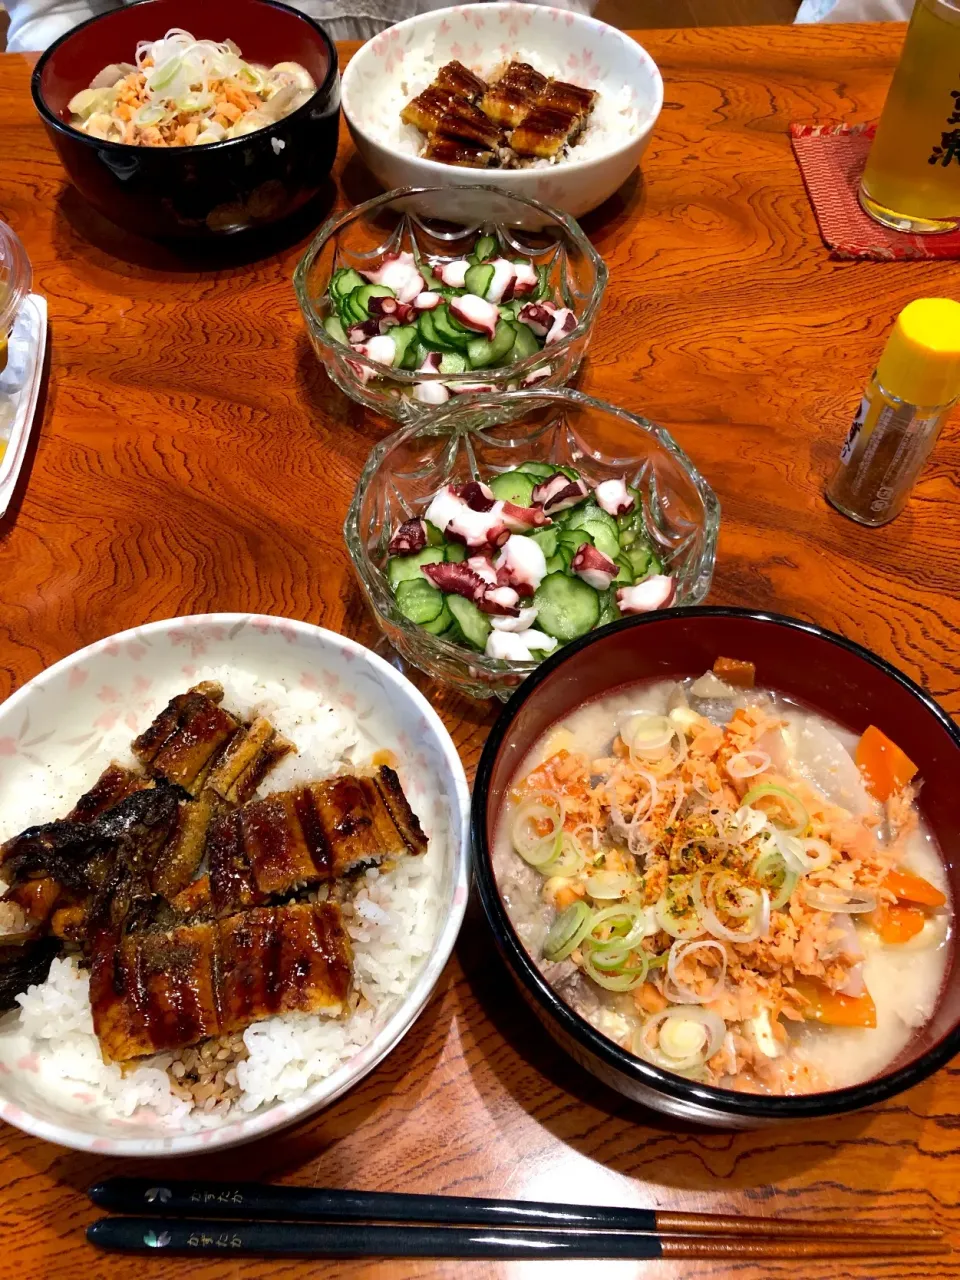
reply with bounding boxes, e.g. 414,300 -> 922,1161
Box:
472,607 -> 960,1126
31,0 -> 339,239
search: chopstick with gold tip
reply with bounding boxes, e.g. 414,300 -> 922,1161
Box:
88,1179 -> 943,1243
86,1218 -> 949,1262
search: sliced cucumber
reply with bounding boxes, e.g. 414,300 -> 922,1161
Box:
417,309 -> 456,352
432,306 -> 473,349
510,321 -> 541,360
488,469 -> 536,506
499,301 -> 522,321
439,351 -> 468,375
390,324 -> 419,368
597,589 -> 621,628
475,234 -> 497,262
624,543 -> 653,579
581,519 -> 621,563
446,596 -> 491,650
418,262 -> 442,291
533,572 -> 601,643
617,486 -> 642,527
445,542 -> 467,563
411,341 -> 432,369
544,553 -> 566,574
615,554 -> 634,584
343,288 -> 369,325
396,578 -> 444,625
323,314 -> 348,345
464,263 -> 495,299
424,521 -> 445,546
467,320 -> 517,369
530,526 -> 558,558
386,547 -> 445,589
558,527 -> 590,552
330,268 -> 365,300
421,600 -> 454,635
516,461 -> 558,479
565,502 -> 616,536
353,284 -> 395,317
534,265 -> 550,300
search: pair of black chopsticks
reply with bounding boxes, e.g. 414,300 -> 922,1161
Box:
87,1178 -> 948,1261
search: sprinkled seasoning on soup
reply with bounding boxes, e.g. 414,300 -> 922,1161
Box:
494,659 -> 951,1095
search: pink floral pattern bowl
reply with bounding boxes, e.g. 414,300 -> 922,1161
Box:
0,614 -> 470,1156
341,3 -> 663,219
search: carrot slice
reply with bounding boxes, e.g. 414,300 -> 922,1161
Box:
855,725 -> 917,802
793,978 -> 878,1028
883,867 -> 946,909
869,902 -> 926,945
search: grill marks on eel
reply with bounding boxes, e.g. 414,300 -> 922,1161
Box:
209,767 -> 427,914
90,902 -> 353,1061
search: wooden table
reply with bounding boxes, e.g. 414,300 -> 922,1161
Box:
2,21 -> 959,1280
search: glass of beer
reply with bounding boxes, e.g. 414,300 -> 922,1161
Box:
859,0 -> 960,234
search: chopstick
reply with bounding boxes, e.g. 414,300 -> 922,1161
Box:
89,1178 -> 943,1243
86,1218 -> 949,1261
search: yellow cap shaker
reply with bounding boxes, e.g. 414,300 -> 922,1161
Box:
826,297 -> 960,526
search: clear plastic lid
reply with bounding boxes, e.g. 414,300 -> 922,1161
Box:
0,222 -> 32,337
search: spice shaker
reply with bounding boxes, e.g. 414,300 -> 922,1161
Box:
826,298 -> 960,527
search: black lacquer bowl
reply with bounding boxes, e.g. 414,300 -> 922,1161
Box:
472,607 -> 960,1127
32,0 -> 340,239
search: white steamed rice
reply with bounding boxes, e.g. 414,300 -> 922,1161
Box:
0,666 -> 443,1129
367,36 -> 639,168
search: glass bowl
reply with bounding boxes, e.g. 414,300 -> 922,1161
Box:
294,186 -> 607,424
344,388 -> 720,701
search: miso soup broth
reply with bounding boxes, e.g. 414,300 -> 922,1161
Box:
494,665 -> 951,1095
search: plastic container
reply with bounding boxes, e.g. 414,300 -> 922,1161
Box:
0,221 -> 46,515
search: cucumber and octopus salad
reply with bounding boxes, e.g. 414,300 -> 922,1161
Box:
323,234 -> 575,404
384,465 -> 677,663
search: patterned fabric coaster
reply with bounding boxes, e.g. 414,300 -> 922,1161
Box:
789,122 -> 960,260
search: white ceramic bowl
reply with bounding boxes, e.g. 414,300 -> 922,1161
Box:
0,614 -> 470,1156
341,3 -> 663,219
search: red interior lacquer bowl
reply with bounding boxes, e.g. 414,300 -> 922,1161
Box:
472,608 -> 960,1126
31,0 -> 340,239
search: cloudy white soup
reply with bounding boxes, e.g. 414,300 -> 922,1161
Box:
494,659 -> 951,1094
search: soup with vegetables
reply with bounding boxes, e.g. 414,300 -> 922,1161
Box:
66,30 -> 316,147
494,659 -> 951,1094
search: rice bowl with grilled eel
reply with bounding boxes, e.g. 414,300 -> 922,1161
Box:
0,664 -> 447,1131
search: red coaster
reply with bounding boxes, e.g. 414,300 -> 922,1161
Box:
789,121 -> 960,260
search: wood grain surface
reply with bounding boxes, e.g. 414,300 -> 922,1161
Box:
1,21 -> 959,1280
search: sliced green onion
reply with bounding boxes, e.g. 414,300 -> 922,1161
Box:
741,783 -> 808,836
585,903 -> 653,953
543,901 -> 592,962
149,55 -> 183,91
583,870 -> 636,899
511,799 -> 563,868
541,832 -> 586,878
654,890 -> 701,940
135,103 -> 168,126
712,871 -> 761,919
582,946 -> 649,991
753,849 -> 798,910
632,1006 -> 726,1072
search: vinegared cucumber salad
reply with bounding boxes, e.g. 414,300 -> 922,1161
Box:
383,465 -> 677,663
323,232 -> 576,403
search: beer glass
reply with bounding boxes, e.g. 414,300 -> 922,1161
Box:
859,0 -> 960,234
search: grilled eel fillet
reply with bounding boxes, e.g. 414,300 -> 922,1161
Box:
401,86 -> 501,151
402,59 -> 597,164
0,685 -> 295,935
89,901 -> 353,1061
208,767 -> 427,915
